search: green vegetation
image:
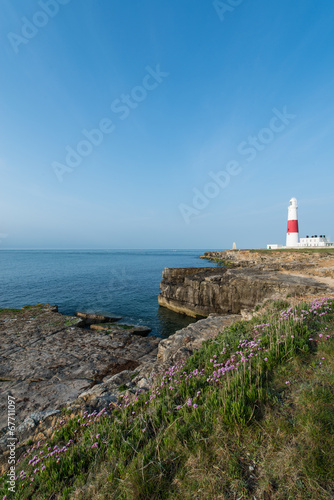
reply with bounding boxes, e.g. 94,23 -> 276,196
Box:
202,257 -> 234,266
1,298 -> 334,499
248,248 -> 334,254
65,318 -> 80,326
0,308 -> 23,316
0,304 -> 45,317
118,384 -> 128,392
22,304 -> 44,310
47,320 -> 63,327
216,259 -> 234,267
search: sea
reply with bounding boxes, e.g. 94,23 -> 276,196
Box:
0,249 -> 218,338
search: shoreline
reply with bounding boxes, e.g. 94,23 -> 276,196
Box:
2,248 -> 334,473
0,248 -> 213,339
0,303 -> 239,473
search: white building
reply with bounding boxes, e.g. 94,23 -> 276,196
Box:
267,244 -> 283,249
299,235 -> 333,248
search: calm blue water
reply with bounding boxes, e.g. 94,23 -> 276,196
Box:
0,250 -> 217,337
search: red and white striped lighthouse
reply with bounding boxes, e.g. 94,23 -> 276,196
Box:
286,197 -> 299,247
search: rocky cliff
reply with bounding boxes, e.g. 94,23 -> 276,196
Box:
158,264 -> 332,317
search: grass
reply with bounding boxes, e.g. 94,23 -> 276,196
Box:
118,384 -> 128,392
1,298 -> 334,499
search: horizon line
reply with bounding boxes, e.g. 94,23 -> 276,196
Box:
0,248 -> 225,251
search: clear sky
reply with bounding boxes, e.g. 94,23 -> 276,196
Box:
1,0 -> 333,249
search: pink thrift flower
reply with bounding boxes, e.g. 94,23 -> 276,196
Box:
264,358 -> 268,362
285,381 -> 289,385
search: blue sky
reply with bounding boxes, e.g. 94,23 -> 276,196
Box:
1,0 -> 333,249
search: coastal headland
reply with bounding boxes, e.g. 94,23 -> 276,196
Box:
1,248 -> 334,481
158,248 -> 334,317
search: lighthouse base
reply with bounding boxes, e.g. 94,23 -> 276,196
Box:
286,233 -> 299,247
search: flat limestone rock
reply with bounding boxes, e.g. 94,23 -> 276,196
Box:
75,312 -> 122,324
90,323 -> 152,336
0,305 -> 159,437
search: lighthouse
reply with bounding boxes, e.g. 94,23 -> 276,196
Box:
267,197 -> 334,249
286,197 -> 299,247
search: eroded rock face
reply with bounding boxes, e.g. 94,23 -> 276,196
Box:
158,266 -> 331,317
